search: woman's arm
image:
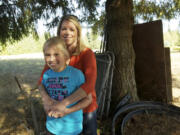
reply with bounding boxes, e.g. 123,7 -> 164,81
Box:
59,87 -> 87,106
48,87 -> 88,115
50,93 -> 92,118
67,93 -> 92,113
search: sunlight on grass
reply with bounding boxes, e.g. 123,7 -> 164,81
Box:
0,35 -> 46,55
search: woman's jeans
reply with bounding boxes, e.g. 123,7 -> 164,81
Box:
81,110 -> 97,135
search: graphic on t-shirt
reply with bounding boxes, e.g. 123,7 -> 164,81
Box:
46,77 -> 69,101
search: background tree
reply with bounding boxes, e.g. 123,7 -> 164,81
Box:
102,0 -> 180,109
1,0 -> 180,110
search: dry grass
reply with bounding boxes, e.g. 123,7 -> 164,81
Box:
123,114 -> 180,135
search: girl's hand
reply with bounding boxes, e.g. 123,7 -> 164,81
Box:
48,101 -> 69,118
48,109 -> 67,118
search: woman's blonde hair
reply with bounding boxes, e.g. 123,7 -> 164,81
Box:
43,37 -> 70,59
57,15 -> 86,55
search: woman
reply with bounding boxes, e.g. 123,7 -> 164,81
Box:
38,15 -> 98,135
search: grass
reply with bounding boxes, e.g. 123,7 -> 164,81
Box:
0,35 -> 46,55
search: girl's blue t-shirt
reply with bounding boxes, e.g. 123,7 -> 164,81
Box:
42,66 -> 85,135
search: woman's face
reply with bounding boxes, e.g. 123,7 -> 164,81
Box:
60,20 -> 78,54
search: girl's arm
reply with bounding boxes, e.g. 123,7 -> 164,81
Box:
38,84 -> 56,114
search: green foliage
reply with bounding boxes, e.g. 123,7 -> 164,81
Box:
44,32 -> 51,40
91,12 -> 105,36
82,30 -> 101,51
133,0 -> 180,22
0,0 -> 103,45
1,0 -> 180,45
0,0 -> 36,44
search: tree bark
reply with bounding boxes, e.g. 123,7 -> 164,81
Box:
105,0 -> 139,110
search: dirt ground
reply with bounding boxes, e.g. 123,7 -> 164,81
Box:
0,52 -> 180,135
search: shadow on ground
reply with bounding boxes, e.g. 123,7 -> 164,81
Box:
0,58 -> 46,134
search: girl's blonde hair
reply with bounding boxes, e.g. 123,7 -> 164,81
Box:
57,15 -> 86,55
43,37 -> 70,59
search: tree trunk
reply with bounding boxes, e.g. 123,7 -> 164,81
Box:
105,0 -> 139,110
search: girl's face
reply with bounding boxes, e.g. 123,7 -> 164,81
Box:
44,45 -> 68,72
60,20 -> 78,54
